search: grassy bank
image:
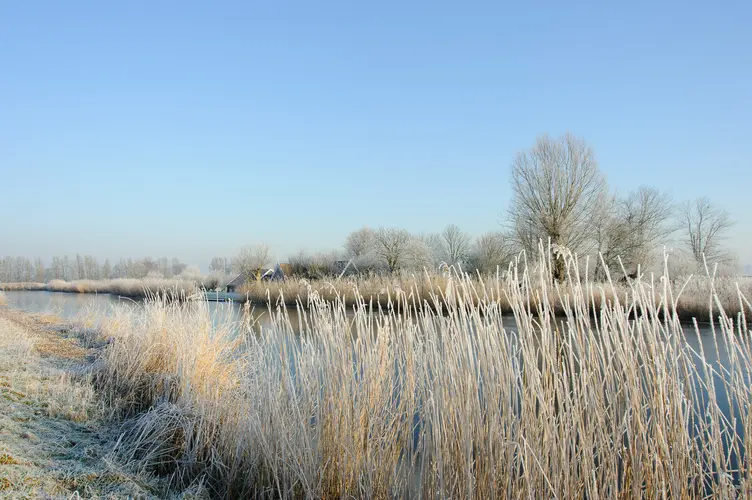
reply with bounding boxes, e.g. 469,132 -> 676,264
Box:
0,282 -> 47,292
0,308 -> 174,497
46,277 -> 202,299
0,277 -> 204,300
238,270 -> 752,323
64,256 -> 752,497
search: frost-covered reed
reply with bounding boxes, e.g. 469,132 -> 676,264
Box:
88,254 -> 752,498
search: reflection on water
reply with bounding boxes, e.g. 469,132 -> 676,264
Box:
1,290 -> 312,333
3,290 -> 127,319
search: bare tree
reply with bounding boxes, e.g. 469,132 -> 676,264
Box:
101,259 -> 112,280
405,234 -> 437,271
593,187 -> 674,279
509,133 -> 607,281
179,265 -> 203,280
289,250 -> 343,278
469,231 -> 515,275
681,197 -> 735,266
233,244 -> 271,281
373,228 -> 411,273
34,258 -> 45,282
171,258 -> 187,277
84,255 -> 100,280
209,257 -> 232,274
345,227 -> 375,259
439,224 -> 471,267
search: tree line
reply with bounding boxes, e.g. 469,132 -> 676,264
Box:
0,255 -> 196,283
2,134 -> 737,284
232,134 -> 737,280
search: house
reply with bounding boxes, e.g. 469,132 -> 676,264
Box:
261,263 -> 286,282
225,273 -> 246,293
226,263 -> 290,291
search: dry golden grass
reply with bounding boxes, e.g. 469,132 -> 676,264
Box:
47,277 -> 201,299
0,282 -> 46,291
0,453 -> 22,465
239,268 -> 747,323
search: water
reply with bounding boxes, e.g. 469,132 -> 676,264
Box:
1,289 -> 312,333
3,290 -> 129,319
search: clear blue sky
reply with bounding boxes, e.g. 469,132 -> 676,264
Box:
1,1 -> 750,268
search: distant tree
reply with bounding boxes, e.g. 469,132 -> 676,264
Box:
289,251 -> 342,279
61,256 -> 72,280
170,258 -> 187,277
101,259 -> 112,280
209,257 -> 232,274
12,257 -> 32,281
124,258 -> 134,278
233,244 -> 270,280
439,224 -> 472,267
156,257 -> 171,278
593,187 -> 675,279
49,257 -> 60,280
469,231 -> 515,275
373,228 -> 411,273
75,254 -> 85,280
34,258 -> 45,282
405,235 -> 436,271
345,227 -> 376,259
113,259 -> 127,279
83,255 -> 99,280
179,265 -> 203,280
508,133 -> 607,281
680,197 -> 735,267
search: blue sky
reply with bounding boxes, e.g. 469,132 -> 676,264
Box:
1,1 -> 750,268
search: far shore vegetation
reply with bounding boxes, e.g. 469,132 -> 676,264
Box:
1,134 -> 746,323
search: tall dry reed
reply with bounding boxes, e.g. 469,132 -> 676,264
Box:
74,255 -> 752,497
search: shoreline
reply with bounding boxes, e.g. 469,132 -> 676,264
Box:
4,275 -> 749,324
0,306 -> 166,498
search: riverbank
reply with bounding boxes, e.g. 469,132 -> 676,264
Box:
0,307 -> 198,498
238,271 -> 751,323
4,268 -> 750,323
0,277 -> 204,300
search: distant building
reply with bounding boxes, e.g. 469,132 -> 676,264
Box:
744,264 -> 752,276
225,273 -> 246,293
333,260 -> 350,274
226,263 -> 291,291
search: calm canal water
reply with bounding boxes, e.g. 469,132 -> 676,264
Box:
1,290 -> 315,332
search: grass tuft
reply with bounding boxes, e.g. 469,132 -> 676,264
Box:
0,453 -> 21,465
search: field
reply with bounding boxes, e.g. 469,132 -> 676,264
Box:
2,256 -> 751,497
